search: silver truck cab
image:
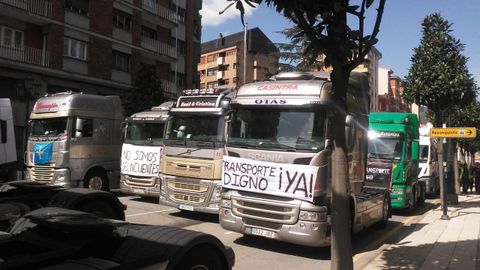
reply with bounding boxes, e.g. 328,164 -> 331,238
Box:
25,92 -> 123,190
159,88 -> 234,214
220,72 -> 389,247
120,102 -> 173,197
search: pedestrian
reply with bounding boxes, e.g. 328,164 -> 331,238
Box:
474,163 -> 480,194
460,162 -> 470,194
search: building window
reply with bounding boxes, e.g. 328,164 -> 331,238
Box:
226,49 -> 236,56
143,0 -> 156,10
199,83 -> 205,89
200,56 -> 206,64
224,79 -> 230,85
65,0 -> 89,16
63,37 -> 87,60
233,63 -> 240,69
113,9 -> 132,32
141,26 -> 157,40
172,5 -> 186,23
207,68 -> 217,76
112,50 -> 131,72
176,40 -> 185,55
1,26 -> 23,48
176,72 -> 185,88
207,54 -> 216,63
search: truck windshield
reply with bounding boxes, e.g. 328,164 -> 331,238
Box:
165,115 -> 224,143
419,144 -> 429,161
28,117 -> 68,137
228,107 -> 326,152
125,122 -> 165,146
368,137 -> 403,160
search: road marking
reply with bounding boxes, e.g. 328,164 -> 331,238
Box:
126,208 -> 176,217
353,215 -> 418,262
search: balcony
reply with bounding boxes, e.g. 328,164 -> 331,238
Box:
0,45 -> 50,67
0,0 -> 52,18
161,80 -> 178,99
142,0 -> 177,26
141,36 -> 177,59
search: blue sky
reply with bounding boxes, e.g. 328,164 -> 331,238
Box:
201,0 -> 480,83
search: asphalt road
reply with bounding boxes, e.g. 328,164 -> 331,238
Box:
116,192 -> 439,270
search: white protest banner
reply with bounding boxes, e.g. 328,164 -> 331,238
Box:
121,144 -> 162,177
222,156 -> 319,202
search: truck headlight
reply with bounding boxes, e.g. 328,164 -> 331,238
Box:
211,183 -> 222,201
392,188 -> 404,194
54,171 -> 68,186
221,199 -> 231,209
299,210 -> 327,222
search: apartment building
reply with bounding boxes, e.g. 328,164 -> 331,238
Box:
0,0 -> 202,169
377,67 -> 411,113
198,27 -> 279,89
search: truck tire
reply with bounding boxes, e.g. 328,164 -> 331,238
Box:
75,200 -> 119,220
84,170 -> 109,191
375,195 -> 390,229
417,183 -> 426,206
173,244 -> 225,270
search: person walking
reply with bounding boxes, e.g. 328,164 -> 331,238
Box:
460,162 -> 470,194
474,163 -> 480,194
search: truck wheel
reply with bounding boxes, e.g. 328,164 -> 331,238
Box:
417,184 -> 426,206
375,195 -> 390,229
407,188 -> 417,214
75,200 -> 119,220
84,170 -> 109,191
174,244 -> 225,270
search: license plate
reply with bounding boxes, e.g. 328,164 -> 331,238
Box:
133,188 -> 146,194
245,227 -> 277,239
178,204 -> 194,211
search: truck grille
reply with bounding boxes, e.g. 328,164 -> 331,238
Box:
31,166 -> 54,183
167,180 -> 210,205
125,176 -> 155,187
231,196 -> 299,225
171,193 -> 205,204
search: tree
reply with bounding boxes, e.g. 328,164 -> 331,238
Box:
403,13 -> 476,127
403,13 -> 477,209
222,1 -> 386,269
122,65 -> 164,117
275,26 -> 325,71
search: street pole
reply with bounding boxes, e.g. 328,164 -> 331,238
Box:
440,123 -> 449,220
243,22 -> 247,85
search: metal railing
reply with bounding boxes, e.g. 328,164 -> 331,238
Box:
142,0 -> 177,24
141,36 -> 177,58
161,80 -> 178,97
0,45 -> 50,67
0,0 -> 52,17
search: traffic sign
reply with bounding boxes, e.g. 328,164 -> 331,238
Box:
429,127 -> 477,138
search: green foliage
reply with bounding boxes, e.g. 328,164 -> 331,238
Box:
403,13 -> 477,125
123,65 -> 164,117
275,26 -> 325,71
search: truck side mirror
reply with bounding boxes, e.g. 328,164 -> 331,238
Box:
75,118 -> 84,138
0,120 -> 6,143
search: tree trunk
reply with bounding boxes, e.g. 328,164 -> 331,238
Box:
453,141 -> 460,195
330,68 -> 352,270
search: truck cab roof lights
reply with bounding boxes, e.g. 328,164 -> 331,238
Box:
271,71 -> 330,81
182,88 -> 230,96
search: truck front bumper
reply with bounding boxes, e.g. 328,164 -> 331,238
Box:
219,194 -> 330,247
159,175 -> 222,214
120,174 -> 160,197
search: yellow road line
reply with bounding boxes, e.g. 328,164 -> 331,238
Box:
352,214 -> 419,262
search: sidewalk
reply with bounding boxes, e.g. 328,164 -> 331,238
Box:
361,194 -> 480,270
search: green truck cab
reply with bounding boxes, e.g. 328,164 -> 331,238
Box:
367,112 -> 425,210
